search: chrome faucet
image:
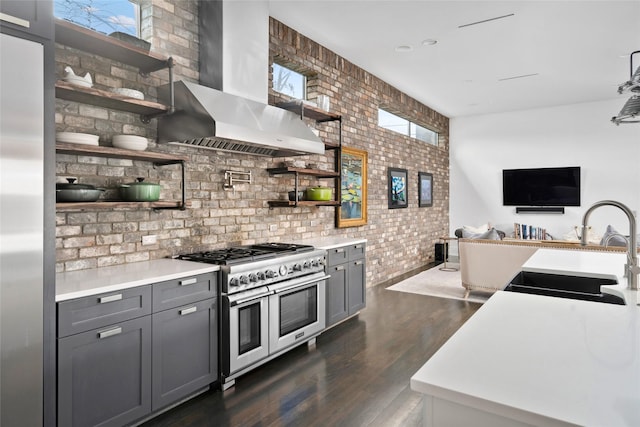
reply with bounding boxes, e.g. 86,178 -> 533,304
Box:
581,200 -> 638,290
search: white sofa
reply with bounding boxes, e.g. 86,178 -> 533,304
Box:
459,238 -> 627,299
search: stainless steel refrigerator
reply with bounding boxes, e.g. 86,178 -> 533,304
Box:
0,31 -> 45,426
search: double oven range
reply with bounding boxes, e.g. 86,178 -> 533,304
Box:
178,243 -> 328,389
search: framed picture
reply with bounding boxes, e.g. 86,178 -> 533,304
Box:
337,147 -> 368,228
388,167 -> 408,209
418,172 -> 433,207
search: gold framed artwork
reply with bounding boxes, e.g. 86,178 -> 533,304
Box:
337,147 -> 368,228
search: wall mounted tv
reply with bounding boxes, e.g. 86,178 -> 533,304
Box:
502,166 -> 581,207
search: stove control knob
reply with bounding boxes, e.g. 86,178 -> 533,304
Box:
310,259 -> 319,267
265,269 -> 277,278
303,261 -> 311,270
317,258 -> 325,266
292,263 -> 302,272
239,275 -> 249,285
249,273 -> 258,282
279,265 -> 288,276
229,277 -> 239,287
256,271 -> 266,280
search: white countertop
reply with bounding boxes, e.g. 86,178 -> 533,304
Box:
56,259 -> 220,302
298,236 -> 367,250
411,248 -> 640,426
411,291 -> 640,426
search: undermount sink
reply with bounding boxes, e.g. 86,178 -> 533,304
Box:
504,271 -> 624,305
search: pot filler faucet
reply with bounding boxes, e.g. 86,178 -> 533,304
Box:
581,200 -> 639,290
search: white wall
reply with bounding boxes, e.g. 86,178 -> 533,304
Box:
450,99 -> 640,242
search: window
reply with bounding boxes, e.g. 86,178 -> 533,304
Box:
273,63 -> 307,99
54,0 -> 141,37
378,108 -> 439,146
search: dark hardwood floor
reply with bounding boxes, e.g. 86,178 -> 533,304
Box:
142,276 -> 481,427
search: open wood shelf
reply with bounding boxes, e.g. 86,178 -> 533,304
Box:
267,167 -> 339,178
56,81 -> 168,116
267,200 -> 341,208
276,100 -> 342,122
55,18 -> 169,73
55,142 -> 187,164
56,200 -> 188,211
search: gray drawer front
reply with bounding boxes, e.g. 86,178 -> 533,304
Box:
348,243 -> 366,260
152,273 -> 217,312
327,246 -> 348,266
58,286 -> 152,338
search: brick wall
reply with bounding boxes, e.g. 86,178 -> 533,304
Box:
54,2 -> 450,287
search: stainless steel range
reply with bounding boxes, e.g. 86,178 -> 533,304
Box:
177,243 -> 328,389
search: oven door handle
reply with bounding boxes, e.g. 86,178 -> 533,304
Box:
270,274 -> 330,294
228,287 -> 272,306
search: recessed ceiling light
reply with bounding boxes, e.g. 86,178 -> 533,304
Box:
395,45 -> 413,53
422,39 -> 437,46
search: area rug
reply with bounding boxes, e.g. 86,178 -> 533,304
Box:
386,264 -> 490,304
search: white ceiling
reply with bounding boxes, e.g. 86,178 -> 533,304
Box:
268,0 -> 640,118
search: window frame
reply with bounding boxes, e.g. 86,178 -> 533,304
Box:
377,108 -> 439,146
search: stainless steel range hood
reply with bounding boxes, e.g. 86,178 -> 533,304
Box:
157,80 -> 324,157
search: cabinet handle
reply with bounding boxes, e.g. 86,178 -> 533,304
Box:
335,265 -> 345,271
98,327 -> 122,339
354,244 -> 363,249
0,13 -> 30,28
99,294 -> 123,304
334,248 -> 345,253
354,261 -> 364,265
180,278 -> 197,286
179,306 -> 197,316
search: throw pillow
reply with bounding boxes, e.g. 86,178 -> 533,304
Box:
462,223 -> 490,234
462,227 -> 502,240
600,224 -> 639,247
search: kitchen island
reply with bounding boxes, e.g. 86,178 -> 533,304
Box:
411,249 -> 640,427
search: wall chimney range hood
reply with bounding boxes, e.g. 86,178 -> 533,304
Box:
157,81 -> 325,157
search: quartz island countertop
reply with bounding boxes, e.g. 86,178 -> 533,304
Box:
411,248 -> 640,427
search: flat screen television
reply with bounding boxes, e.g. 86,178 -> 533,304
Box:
502,166 -> 581,207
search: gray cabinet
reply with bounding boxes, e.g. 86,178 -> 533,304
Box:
57,289 -> 152,427
57,272 -> 218,426
152,296 -> 217,410
0,0 -> 53,40
325,243 -> 366,327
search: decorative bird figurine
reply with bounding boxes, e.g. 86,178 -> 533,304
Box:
63,66 -> 93,88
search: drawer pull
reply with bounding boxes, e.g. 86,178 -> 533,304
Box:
98,327 -> 122,339
0,13 -> 30,28
334,248 -> 345,253
335,265 -> 345,271
354,260 -> 364,265
180,306 -> 197,316
180,278 -> 197,286
99,294 -> 123,304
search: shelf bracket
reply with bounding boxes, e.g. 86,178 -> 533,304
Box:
140,57 -> 176,124
152,160 -> 186,211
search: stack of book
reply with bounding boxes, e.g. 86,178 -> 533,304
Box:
513,223 -> 547,240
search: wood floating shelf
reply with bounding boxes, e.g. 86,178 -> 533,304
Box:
54,18 -> 169,74
56,201 -> 188,211
276,100 -> 341,122
56,81 -> 168,116
267,167 -> 339,178
267,200 -> 341,208
55,142 -> 188,164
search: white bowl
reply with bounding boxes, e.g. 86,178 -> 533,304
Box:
56,132 -> 99,145
112,135 -> 148,151
110,87 -> 144,100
